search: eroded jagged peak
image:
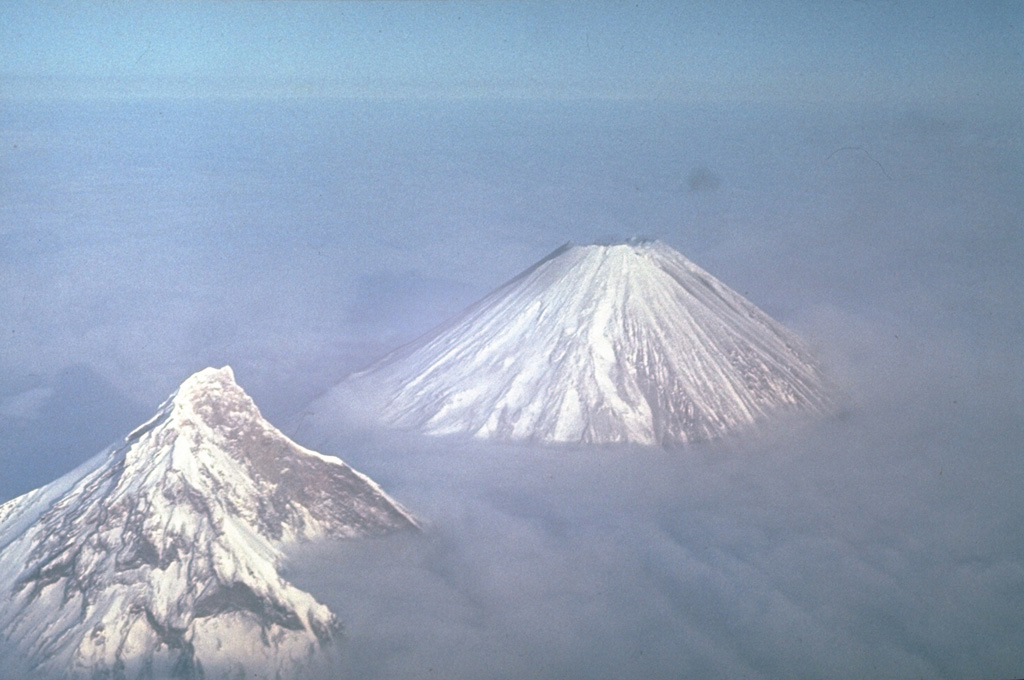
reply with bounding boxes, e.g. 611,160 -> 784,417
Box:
174,365 -> 238,398
0,363 -> 417,678
163,365 -> 258,429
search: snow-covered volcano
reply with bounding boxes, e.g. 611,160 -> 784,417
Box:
0,366 -> 416,680
317,240 -> 831,445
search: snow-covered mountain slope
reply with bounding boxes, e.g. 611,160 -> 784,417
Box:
316,240 -> 832,445
0,366 -> 416,680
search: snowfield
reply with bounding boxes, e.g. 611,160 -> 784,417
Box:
317,240 -> 833,445
0,367 -> 416,680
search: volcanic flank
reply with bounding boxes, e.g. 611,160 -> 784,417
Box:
317,240 -> 832,445
0,366 -> 416,680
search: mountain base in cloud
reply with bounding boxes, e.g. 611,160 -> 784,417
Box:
315,240 -> 832,446
0,367 -> 416,680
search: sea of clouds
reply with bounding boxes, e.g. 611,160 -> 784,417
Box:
1,97 -> 1021,678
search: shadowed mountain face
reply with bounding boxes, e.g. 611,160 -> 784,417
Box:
316,240 -> 832,445
0,366 -> 416,680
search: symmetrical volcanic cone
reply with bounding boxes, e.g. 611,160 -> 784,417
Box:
319,240 -> 831,445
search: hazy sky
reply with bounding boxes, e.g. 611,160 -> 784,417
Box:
1,1 -> 1021,106
1,2 -> 1023,679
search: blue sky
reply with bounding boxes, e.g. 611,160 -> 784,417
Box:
1,1 -> 1021,105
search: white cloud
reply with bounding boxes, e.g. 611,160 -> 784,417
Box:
1,94 -> 1020,678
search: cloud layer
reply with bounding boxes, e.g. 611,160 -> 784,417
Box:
1,96 -> 1021,678
286,294 -> 1023,679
